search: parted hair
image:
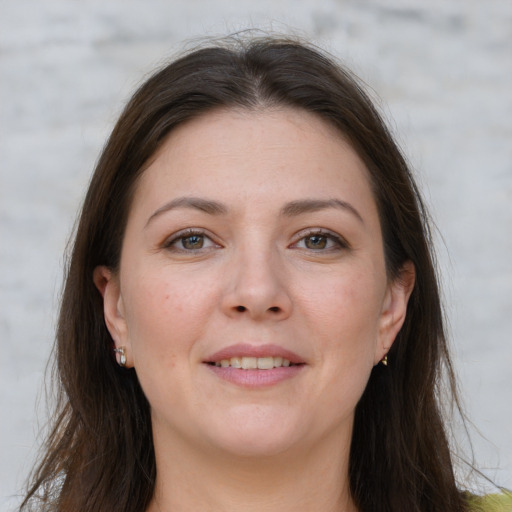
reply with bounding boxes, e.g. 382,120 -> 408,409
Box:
21,35 -> 468,512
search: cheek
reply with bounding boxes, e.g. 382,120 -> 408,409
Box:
300,266 -> 384,388
119,269 -> 221,421
301,267 -> 385,352
289,269 -> 384,434
122,269 -> 217,364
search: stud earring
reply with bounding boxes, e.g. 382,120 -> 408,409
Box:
113,347 -> 127,367
381,355 -> 388,366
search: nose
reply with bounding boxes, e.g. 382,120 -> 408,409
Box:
221,247 -> 292,321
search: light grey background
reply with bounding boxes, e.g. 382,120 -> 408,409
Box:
1,0 -> 511,509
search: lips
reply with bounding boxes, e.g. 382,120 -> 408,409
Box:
211,356 -> 294,369
205,343 -> 305,366
204,344 -> 306,387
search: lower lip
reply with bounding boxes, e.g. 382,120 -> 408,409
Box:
205,364 -> 305,388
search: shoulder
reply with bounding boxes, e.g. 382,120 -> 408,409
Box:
466,492 -> 512,512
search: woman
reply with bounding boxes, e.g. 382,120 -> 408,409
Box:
20,35 -> 510,512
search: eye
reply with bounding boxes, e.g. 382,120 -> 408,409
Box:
164,229 -> 219,252
292,230 -> 348,252
303,234 -> 330,250
180,234 -> 206,250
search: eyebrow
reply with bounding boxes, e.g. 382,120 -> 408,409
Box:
145,196 -> 364,227
145,197 -> 228,227
281,199 -> 364,224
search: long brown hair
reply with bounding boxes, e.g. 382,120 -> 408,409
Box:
21,35 -> 468,512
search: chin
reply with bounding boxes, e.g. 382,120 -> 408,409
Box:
205,405 -> 307,458
215,435 -> 298,459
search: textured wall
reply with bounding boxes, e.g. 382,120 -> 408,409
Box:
1,0 -> 511,508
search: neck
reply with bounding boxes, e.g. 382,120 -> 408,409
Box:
147,429 -> 358,512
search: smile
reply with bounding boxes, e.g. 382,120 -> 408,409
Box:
204,344 -> 306,387
209,356 -> 298,369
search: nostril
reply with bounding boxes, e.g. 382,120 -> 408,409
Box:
233,305 -> 283,314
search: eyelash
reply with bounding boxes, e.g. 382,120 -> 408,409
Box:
163,229 -> 218,252
291,229 -> 349,252
163,228 -> 349,254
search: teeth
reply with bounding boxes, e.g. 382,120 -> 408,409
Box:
213,356 -> 295,369
257,357 -> 273,370
230,357 -> 242,368
241,356 -> 257,369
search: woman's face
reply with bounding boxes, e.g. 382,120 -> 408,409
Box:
97,108 -> 413,459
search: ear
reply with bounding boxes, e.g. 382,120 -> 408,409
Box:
374,261 -> 415,365
93,266 -> 132,367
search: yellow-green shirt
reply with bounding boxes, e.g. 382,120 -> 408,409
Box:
468,492 -> 512,512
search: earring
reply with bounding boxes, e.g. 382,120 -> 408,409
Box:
381,355 -> 388,366
113,347 -> 127,367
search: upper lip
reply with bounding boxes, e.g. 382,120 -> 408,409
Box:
205,344 -> 305,365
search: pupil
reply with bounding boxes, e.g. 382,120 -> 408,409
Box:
182,235 -> 203,249
306,235 -> 327,249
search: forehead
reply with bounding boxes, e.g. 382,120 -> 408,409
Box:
132,107 -> 377,218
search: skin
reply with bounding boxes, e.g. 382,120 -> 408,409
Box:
94,107 -> 414,512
